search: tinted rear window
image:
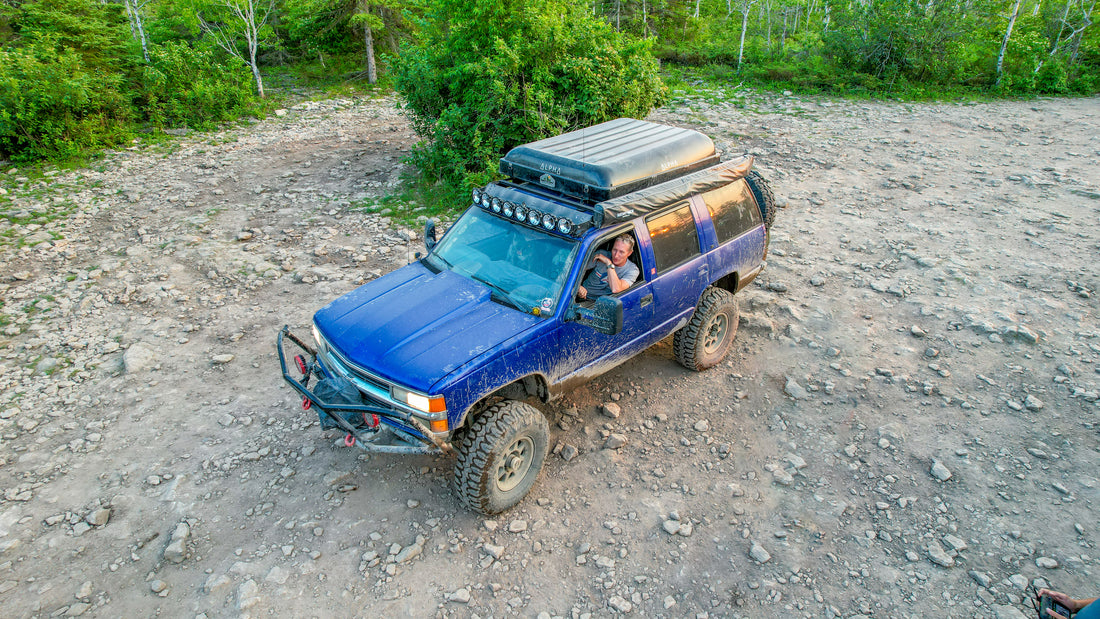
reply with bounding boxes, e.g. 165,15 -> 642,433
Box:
646,203 -> 700,273
701,179 -> 761,243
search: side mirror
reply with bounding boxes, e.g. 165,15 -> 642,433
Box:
424,220 -> 438,251
571,296 -> 623,336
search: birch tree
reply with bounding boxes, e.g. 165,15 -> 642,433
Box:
198,0 -> 275,97
121,0 -> 151,62
996,0 -> 1023,85
735,0 -> 758,69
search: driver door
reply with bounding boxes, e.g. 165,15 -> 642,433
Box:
550,226 -> 655,388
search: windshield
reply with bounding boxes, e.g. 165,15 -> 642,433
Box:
426,209 -> 578,315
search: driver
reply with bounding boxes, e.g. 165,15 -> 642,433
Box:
578,234 -> 639,300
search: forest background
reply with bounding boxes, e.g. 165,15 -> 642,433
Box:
1,0 -> 1097,201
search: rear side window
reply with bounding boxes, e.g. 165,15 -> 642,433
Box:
701,179 -> 761,243
646,203 -> 700,273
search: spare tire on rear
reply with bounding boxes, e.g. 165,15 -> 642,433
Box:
745,170 -> 775,230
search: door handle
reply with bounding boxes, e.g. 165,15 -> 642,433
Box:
641,294 -> 653,308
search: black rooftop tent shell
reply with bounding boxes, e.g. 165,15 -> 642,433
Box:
499,118 -> 719,203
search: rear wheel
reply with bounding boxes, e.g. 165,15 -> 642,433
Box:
745,171 -> 775,230
673,287 -> 740,371
452,400 -> 549,515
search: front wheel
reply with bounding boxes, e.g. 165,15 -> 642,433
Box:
673,287 -> 740,371
452,400 -> 549,515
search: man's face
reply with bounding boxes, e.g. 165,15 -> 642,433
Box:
610,239 -> 633,267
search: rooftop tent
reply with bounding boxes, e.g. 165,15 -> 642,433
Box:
500,118 -> 719,202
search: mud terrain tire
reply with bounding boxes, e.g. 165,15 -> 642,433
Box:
673,287 -> 740,371
745,170 -> 776,230
452,400 -> 549,515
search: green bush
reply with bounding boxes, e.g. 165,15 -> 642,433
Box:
393,0 -> 667,201
141,41 -> 257,130
0,37 -> 131,161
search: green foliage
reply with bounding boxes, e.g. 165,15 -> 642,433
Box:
394,0 -> 667,202
0,36 -> 132,161
140,41 -> 258,129
648,0 -> 1099,98
0,0 -> 261,162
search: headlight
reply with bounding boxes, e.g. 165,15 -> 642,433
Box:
541,213 -> 556,230
311,324 -> 322,348
472,188 -> 482,205
491,197 -> 502,213
527,209 -> 541,225
557,219 -> 574,235
392,387 -> 446,413
502,201 -> 515,217
480,193 -> 491,208
514,205 -> 528,221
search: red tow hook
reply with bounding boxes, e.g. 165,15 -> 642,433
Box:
344,433 -> 356,447
363,413 -> 380,428
301,396 -> 312,410
293,355 -> 308,375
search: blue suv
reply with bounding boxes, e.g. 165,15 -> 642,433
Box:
278,118 -> 775,514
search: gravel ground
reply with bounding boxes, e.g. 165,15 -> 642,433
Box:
0,91 -> 1097,619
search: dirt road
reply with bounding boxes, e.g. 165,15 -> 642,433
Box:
0,92 -> 1097,618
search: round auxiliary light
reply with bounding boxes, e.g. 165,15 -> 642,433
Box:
480,193 -> 492,208
472,188 -> 482,205
527,209 -> 541,226
490,197 -> 502,213
557,219 -> 574,235
514,204 -> 528,221
541,213 -> 556,230
502,201 -> 515,217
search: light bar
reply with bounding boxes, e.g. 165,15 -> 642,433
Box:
473,187 -> 585,237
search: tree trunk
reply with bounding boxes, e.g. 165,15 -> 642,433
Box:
765,0 -> 772,51
781,10 -> 788,51
123,0 -> 150,62
250,48 -> 265,98
1068,0 -> 1095,64
694,0 -> 701,18
996,0 -> 1023,85
1036,0 -> 1076,73
197,0 -> 272,97
364,24 -> 377,84
737,4 -> 752,70
383,7 -> 398,51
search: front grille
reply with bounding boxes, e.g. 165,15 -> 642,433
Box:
325,344 -> 391,393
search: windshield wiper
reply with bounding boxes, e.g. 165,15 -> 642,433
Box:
473,276 -> 526,312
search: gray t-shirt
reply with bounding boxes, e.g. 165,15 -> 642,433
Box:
582,250 -> 639,298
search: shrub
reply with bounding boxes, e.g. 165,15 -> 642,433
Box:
141,41 -> 257,130
0,37 -> 131,161
393,0 -> 667,200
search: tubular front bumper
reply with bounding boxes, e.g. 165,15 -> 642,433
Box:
277,326 -> 449,456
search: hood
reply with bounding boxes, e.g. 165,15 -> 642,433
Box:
313,263 -> 538,392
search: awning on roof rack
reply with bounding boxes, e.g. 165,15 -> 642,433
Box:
595,156 -> 755,224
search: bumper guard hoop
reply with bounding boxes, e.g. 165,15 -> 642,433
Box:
277,326 -> 450,456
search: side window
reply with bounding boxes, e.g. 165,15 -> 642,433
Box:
646,203 -> 700,274
701,179 -> 761,244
